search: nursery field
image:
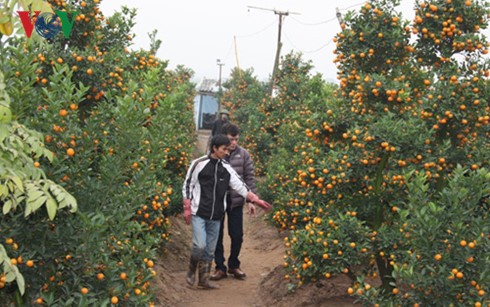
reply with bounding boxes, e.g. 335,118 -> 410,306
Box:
1,0 -> 489,306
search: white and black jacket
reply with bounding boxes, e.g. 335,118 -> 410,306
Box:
182,155 -> 250,220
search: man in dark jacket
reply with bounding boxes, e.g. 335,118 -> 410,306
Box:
211,124 -> 258,280
211,111 -> 229,136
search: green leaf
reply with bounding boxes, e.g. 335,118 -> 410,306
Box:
62,191 -> 77,212
10,176 -> 24,193
31,0 -> 54,13
2,199 -> 12,214
5,269 -> 15,282
428,202 -> 437,213
46,197 -> 57,220
24,201 -> 32,217
44,150 -> 54,162
49,185 -> 65,203
0,245 -> 8,261
30,195 -> 47,212
0,183 -> 6,197
0,124 -> 8,142
13,266 -> 25,295
56,192 -> 66,203
27,189 -> 44,202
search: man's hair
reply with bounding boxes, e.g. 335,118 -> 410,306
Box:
210,134 -> 231,152
221,123 -> 240,136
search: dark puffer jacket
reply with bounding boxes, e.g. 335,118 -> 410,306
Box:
225,145 -> 256,209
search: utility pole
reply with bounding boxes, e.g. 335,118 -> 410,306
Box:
336,7 -> 344,27
271,10 -> 286,94
234,36 -> 242,79
216,59 -> 225,111
217,59 -> 225,92
247,6 -> 300,95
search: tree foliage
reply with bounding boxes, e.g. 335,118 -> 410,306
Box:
224,0 -> 489,305
0,0 -> 195,305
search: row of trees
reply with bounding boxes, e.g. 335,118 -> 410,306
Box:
1,0 -> 195,305
223,0 -> 489,305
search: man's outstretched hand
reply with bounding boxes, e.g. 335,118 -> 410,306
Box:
246,192 -> 272,212
254,199 -> 272,211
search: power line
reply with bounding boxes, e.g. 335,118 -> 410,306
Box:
287,2 -> 364,27
339,2 -> 365,11
235,19 -> 277,39
278,2 -> 365,54
223,38 -> 234,67
247,5 -> 300,15
289,15 -> 337,26
283,32 -> 333,54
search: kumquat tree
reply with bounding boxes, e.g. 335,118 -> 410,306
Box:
222,53 -> 333,176
0,0 -> 195,305
225,0 -> 489,306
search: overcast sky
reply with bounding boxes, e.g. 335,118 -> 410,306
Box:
100,1 -> 489,83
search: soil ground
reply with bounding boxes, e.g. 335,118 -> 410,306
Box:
152,211 -> 358,307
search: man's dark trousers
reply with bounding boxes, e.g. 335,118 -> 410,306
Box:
214,197 -> 243,271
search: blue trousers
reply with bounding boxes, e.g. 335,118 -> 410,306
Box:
191,215 -> 221,262
214,205 -> 244,271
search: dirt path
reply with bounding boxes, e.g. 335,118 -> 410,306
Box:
153,211 -> 357,307
178,211 -> 284,307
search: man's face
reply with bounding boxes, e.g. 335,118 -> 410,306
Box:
213,144 -> 230,159
226,134 -> 239,151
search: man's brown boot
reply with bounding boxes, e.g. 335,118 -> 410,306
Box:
228,268 -> 246,279
186,256 -> 199,286
210,269 -> 227,281
197,261 -> 220,289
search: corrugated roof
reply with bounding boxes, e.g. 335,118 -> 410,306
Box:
197,78 -> 219,93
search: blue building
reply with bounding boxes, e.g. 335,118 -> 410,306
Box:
193,78 -> 219,130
